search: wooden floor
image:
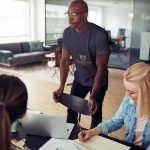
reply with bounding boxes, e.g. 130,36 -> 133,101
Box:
0,63 -> 125,140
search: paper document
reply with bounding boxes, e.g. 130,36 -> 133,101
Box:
74,135 -> 130,150
39,138 -> 79,150
39,136 -> 130,150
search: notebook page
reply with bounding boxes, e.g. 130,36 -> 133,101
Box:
74,135 -> 130,150
39,138 -> 81,150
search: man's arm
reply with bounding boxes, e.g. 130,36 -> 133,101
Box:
60,49 -> 71,89
91,53 -> 109,99
53,49 -> 71,102
88,53 -> 109,113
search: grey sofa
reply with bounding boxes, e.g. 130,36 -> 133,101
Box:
0,41 -> 53,67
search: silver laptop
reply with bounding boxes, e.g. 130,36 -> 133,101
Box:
20,110 -> 74,139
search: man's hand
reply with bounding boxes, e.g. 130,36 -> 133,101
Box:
88,96 -> 98,114
53,87 -> 64,103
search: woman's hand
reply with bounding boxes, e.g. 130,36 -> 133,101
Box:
78,130 -> 93,142
78,127 -> 101,142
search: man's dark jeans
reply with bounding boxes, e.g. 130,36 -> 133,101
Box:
67,80 -> 108,128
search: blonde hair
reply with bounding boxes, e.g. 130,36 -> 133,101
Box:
124,62 -> 150,118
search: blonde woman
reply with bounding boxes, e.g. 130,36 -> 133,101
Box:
78,62 -> 150,149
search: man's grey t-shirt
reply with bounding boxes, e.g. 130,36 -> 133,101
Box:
62,23 -> 110,87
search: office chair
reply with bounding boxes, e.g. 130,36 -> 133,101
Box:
106,30 -> 122,63
118,28 -> 126,38
58,93 -> 92,125
106,30 -> 120,52
117,28 -> 126,48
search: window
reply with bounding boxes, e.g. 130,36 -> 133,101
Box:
45,4 -> 68,44
88,7 -> 102,27
0,0 -> 29,43
45,4 -> 103,44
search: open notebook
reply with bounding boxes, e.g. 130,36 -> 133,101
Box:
39,136 -> 130,150
20,110 -> 74,139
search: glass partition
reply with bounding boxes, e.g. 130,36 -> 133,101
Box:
130,0 -> 150,65
45,3 -> 68,44
45,0 -> 150,69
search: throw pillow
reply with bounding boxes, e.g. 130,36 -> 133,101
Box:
29,41 -> 43,51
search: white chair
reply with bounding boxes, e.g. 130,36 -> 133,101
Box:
45,52 -> 58,77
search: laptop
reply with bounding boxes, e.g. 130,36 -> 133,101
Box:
20,110 -> 74,139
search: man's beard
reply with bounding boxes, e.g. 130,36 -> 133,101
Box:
70,21 -> 85,30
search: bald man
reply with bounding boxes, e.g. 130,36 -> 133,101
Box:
53,0 -> 110,128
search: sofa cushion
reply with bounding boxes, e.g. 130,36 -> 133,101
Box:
8,53 -> 36,65
0,43 -> 22,54
0,50 -> 13,57
20,42 -> 30,53
0,50 -> 13,64
7,51 -> 49,65
29,41 -> 44,51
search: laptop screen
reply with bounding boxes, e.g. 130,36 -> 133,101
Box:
20,110 -> 74,139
